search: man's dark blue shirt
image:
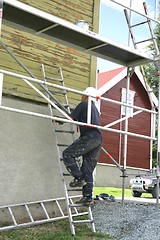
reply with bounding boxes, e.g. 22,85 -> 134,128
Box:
70,101 -> 101,140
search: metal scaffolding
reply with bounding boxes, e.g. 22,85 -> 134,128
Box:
0,68 -> 157,141
0,0 -> 160,231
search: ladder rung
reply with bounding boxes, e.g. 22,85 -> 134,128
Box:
72,219 -> 94,224
25,204 -> 34,222
63,104 -> 69,108
135,38 -> 154,45
55,200 -> 65,217
8,207 -> 17,226
70,203 -> 94,208
55,130 -> 74,134
67,188 -> 82,191
63,173 -> 71,176
50,90 -> 66,95
57,144 -> 69,147
130,20 -> 148,28
69,203 -> 84,208
72,212 -> 89,218
46,76 -> 63,82
40,202 -> 50,219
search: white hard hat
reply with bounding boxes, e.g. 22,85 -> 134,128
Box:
83,87 -> 97,97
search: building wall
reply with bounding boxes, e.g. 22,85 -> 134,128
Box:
0,95 -> 80,206
0,0 -> 100,213
95,163 -> 149,188
1,0 -> 100,105
99,73 -> 152,169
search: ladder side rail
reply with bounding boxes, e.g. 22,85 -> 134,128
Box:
88,206 -> 96,232
124,2 -> 159,109
58,67 -> 76,143
0,196 -> 80,209
143,2 -> 160,55
69,198 -> 79,215
41,65 -> 73,230
45,98 -> 76,236
58,67 -> 76,144
124,9 -> 137,48
63,183 -> 76,236
0,215 -> 70,232
41,64 -> 67,179
41,64 -> 76,160
58,67 -> 71,114
41,64 -> 76,236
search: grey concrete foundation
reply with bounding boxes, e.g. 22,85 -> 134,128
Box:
95,163 -> 149,188
0,96 -> 78,206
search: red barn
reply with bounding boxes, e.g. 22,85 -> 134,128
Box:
97,67 -> 157,175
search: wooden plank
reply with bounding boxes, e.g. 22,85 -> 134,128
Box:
1,49 -> 89,87
2,26 -> 90,74
2,67 -> 88,104
1,27 -> 90,85
20,0 -> 93,23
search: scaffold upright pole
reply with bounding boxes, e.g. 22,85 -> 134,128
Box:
156,61 -> 160,209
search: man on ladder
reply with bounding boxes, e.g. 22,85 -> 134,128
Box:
62,87 -> 102,206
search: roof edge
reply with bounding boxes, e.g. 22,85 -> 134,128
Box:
97,67 -> 127,96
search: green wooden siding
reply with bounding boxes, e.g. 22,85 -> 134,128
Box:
0,0 -> 100,105
19,0 -> 93,25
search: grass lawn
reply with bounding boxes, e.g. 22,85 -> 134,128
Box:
0,219 -> 111,240
94,186 -> 132,198
93,186 -> 151,198
0,220 -> 111,240
0,187 -> 151,240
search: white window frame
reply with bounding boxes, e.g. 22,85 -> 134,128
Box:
121,88 -> 135,116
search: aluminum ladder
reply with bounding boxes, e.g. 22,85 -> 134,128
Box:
124,2 -> 159,54
124,1 -> 159,106
41,64 -> 96,236
0,196 -> 86,231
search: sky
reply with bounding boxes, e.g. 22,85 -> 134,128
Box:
97,0 -> 159,72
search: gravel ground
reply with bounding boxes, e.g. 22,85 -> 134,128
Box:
92,199 -> 160,240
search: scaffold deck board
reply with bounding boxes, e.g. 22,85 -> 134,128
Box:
2,0 -> 154,67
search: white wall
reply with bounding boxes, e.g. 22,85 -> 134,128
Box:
95,163 -> 149,188
0,96 -> 79,206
